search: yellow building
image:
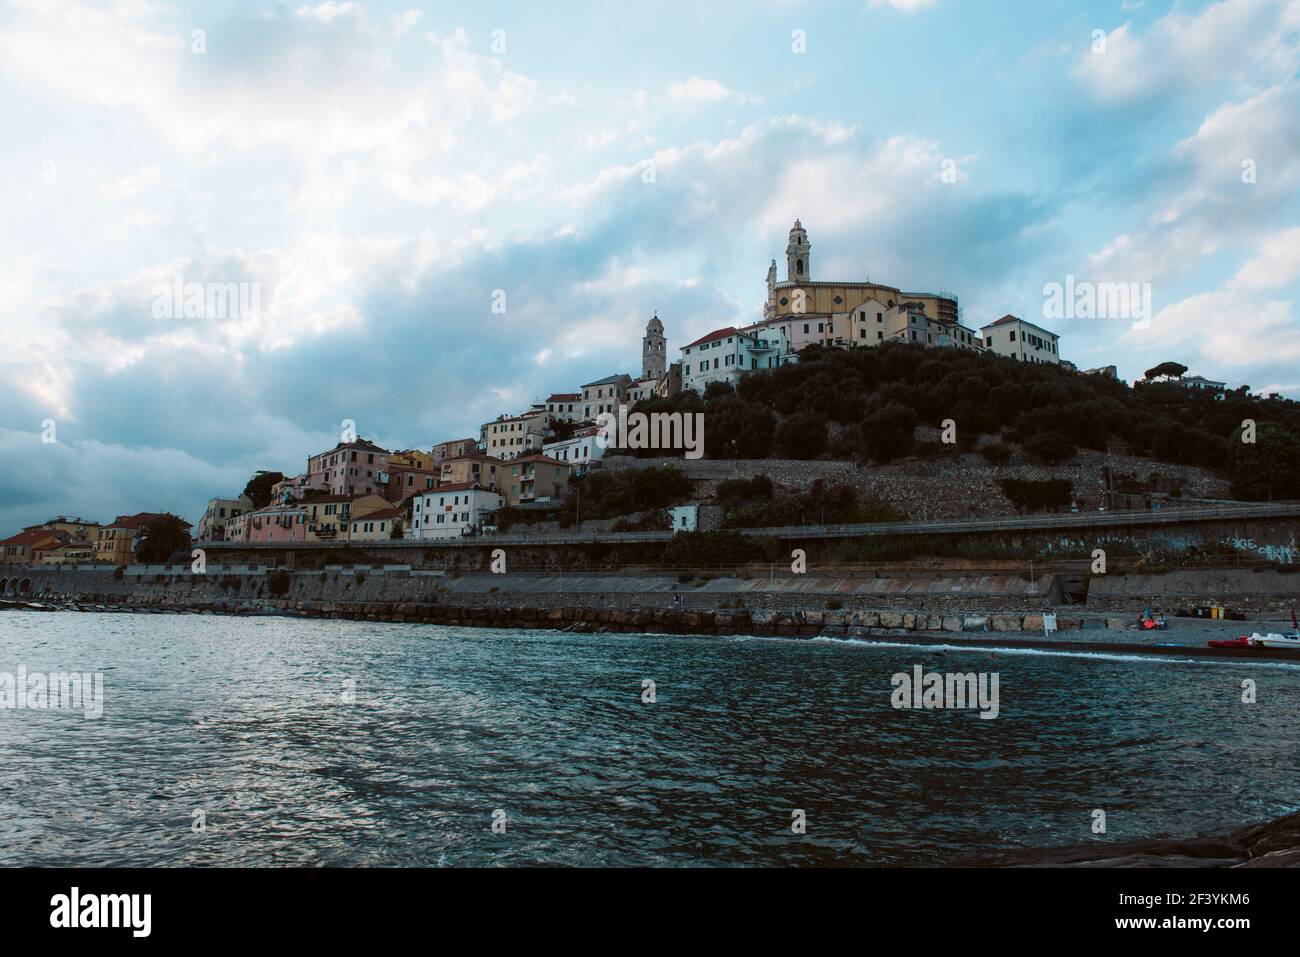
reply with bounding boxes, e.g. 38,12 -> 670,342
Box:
763,221 -> 959,343
94,513 -> 182,565
389,449 -> 433,470
440,454 -> 503,491
304,494 -> 392,542
345,506 -> 405,542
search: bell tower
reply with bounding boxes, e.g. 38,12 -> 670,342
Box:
786,219 -> 810,281
642,311 -> 666,380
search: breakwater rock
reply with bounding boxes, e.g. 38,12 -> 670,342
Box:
960,811 -> 1300,868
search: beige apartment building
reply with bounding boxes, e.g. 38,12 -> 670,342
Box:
501,455 -> 572,507
440,454 -> 503,492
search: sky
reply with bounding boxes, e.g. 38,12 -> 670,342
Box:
1,0 -> 1299,532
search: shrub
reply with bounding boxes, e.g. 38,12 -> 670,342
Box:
660,531 -> 780,565
997,478 -> 1073,513
267,570 -> 292,597
980,442 -> 1011,465
861,403 -> 917,463
716,475 -> 774,507
775,411 -> 828,459
1021,431 -> 1077,465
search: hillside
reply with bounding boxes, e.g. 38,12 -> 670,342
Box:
618,342 -> 1300,502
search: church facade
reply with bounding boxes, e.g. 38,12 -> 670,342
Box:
748,220 -> 974,351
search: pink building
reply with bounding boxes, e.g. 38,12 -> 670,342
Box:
307,438 -> 390,498
243,503 -> 308,544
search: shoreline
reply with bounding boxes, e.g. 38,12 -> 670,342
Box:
5,596 -> 1298,663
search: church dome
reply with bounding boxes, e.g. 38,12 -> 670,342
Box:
646,313 -> 664,333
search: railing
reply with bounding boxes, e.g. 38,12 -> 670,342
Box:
186,501 -> 1300,550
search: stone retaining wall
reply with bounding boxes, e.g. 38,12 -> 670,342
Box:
21,592 -> 1128,639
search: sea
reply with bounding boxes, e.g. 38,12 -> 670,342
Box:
1,612 -> 1296,866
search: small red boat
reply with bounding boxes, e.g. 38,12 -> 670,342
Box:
1208,636 -> 1253,649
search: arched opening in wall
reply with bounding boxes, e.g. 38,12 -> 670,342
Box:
0,578 -> 8,595
796,259 -> 804,276
18,578 -> 31,595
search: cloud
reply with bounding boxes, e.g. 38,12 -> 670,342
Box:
0,1 -> 554,212
668,77 -> 732,103
1075,0 -> 1299,102
868,0 -> 939,11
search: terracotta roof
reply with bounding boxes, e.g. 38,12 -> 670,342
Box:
0,529 -> 64,548
985,314 -> 1022,327
546,393 -> 580,402
683,327 -> 745,350
442,454 -> 499,465
427,482 -> 500,494
512,454 -> 569,467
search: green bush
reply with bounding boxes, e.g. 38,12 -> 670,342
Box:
660,531 -> 780,565
267,570 -> 291,596
997,478 -> 1073,513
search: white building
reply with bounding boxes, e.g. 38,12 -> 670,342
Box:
667,504 -> 697,533
407,484 -> 503,540
481,410 -> 550,460
628,376 -> 660,404
1179,374 -> 1226,393
543,393 -> 582,423
979,315 -> 1060,364
681,327 -> 785,394
542,426 -> 604,473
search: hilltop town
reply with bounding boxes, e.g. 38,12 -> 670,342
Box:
1,222 -> 1255,567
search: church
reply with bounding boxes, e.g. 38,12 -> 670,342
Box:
744,220 -> 979,353
630,312 -> 681,400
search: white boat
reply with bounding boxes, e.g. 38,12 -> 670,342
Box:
1247,632 -> 1300,650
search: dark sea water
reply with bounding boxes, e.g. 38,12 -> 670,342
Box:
0,612 -> 1296,867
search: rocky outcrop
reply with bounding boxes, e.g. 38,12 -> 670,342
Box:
959,811 -> 1300,868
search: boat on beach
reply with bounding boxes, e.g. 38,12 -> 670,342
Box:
1250,632 -> 1300,650
1207,636 -> 1254,649
1208,611 -> 1300,651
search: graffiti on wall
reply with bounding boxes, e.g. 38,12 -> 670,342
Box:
1223,537 -> 1297,565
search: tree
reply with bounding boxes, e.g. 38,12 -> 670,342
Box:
1143,361 -> 1188,381
1226,423 -> 1300,501
775,411 -> 827,459
1021,431 -> 1077,465
861,403 -> 916,463
243,471 -> 285,509
137,514 -> 192,563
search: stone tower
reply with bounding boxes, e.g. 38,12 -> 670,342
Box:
642,311 -> 666,380
786,219 -> 810,281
